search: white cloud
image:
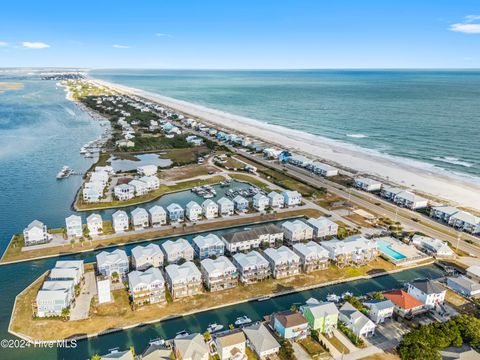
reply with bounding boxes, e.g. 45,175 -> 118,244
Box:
112,44 -> 131,48
155,33 -> 172,37
450,15 -> 480,34
0,41 -> 8,47
22,41 -> 50,49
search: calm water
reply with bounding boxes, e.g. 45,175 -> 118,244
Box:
0,74 -> 446,359
91,69 -> 480,182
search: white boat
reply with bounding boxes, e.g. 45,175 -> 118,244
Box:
207,323 -> 224,333
326,294 -> 340,302
234,316 -> 252,326
342,291 -> 353,299
175,330 -> 189,339
56,166 -> 72,179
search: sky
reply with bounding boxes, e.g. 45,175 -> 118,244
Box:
0,0 -> 480,69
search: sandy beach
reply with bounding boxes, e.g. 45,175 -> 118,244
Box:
92,79 -> 480,212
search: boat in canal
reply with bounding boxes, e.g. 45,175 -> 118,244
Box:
174,330 -> 190,339
207,323 -> 224,333
234,315 -> 252,326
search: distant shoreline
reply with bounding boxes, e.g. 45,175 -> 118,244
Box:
88,76 -> 480,212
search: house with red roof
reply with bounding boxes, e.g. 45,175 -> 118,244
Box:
383,289 -> 425,318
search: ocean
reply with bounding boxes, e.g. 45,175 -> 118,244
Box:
90,69 -> 480,182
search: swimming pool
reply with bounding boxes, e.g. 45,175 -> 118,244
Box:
376,239 -> 407,260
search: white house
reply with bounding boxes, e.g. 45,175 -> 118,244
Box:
129,179 -> 148,197
137,165 -> 158,177
51,260 -> 85,285
139,175 -> 160,191
217,197 -> 234,216
215,329 -> 247,360
268,191 -> 284,208
146,206 -> 165,228
282,190 -> 302,207
192,233 -> 225,260
264,246 -> 301,279
174,333 -> 209,360
354,177 -> 382,192
202,199 -> 219,219
131,243 -> 164,270
306,217 -> 338,238
23,220 -> 53,246
292,241 -> 329,272
131,207 -> 149,230
65,215 -> 83,238
321,236 -> 378,267
233,195 -> 249,213
83,181 -> 104,203
128,267 -> 165,305
114,183 -> 135,201
167,203 -> 184,222
221,224 -> 284,253
394,191 -> 429,210
87,213 -> 103,236
281,220 -> 314,243
430,205 -> 460,223
165,261 -> 203,299
411,235 -> 454,258
253,193 -> 269,212
200,256 -> 238,292
339,302 -> 376,337
90,171 -> 109,186
363,299 -> 395,324
186,201 -> 203,222
310,162 -> 339,177
243,323 -> 280,359
96,249 -> 129,277
448,211 -> 480,234
112,210 -> 129,233
407,279 -> 446,309
161,238 -> 195,263
96,276 -> 111,304
380,186 -> 403,201
35,286 -> 71,317
233,250 -> 271,284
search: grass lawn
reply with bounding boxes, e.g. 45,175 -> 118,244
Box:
245,347 -> 258,360
228,173 -> 274,193
75,175 -> 226,211
1,208 -> 323,264
298,337 -> 328,358
328,335 -> 350,355
161,146 -> 210,165
159,164 -> 219,182
11,257 -> 395,341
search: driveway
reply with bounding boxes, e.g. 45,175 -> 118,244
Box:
368,320 -> 410,350
292,342 -> 311,360
70,271 -> 97,321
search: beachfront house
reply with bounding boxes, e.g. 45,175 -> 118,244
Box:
161,238 -> 195,263
354,177 -> 382,192
23,220 -> 53,246
264,246 -> 301,279
221,224 -> 284,253
200,256 -> 238,292
282,190 -> 302,207
65,215 -> 83,238
339,302 -> 376,337
114,183 -> 135,201
214,329 -> 247,360
96,249 -> 129,277
321,235 -> 378,267
217,197 -> 234,216
137,165 -> 158,177
233,195 -> 249,213
253,193 -> 269,212
131,244 -> 163,270
288,154 -> 312,168
129,179 -> 148,197
186,201 -> 202,222
202,199 -> 219,219
383,289 -> 425,318
167,203 -> 184,223
165,261 -> 203,299
131,207 -> 149,230
50,260 -> 85,285
430,205 -> 460,223
112,210 -> 129,233
448,211 -> 480,234
310,162 -> 339,177
407,279 -> 446,309
307,217 -> 339,238
233,250 -> 271,284
149,205 -> 167,227
363,299 -> 395,324
192,233 -> 225,260
447,275 -> 480,298
243,323 -> 280,359
268,191 -> 285,209
174,333 -> 209,360
271,310 -> 309,341
292,241 -> 329,272
128,267 -> 165,305
301,299 -> 339,334
86,213 -> 103,236
411,235 -> 454,258
281,220 -> 314,243
380,186 -> 403,202
139,175 -> 160,191
393,191 -> 429,210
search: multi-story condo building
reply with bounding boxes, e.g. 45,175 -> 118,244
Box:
192,233 -> 225,260
221,224 -> 284,253
354,177 -> 382,192
131,243 -> 164,270
263,246 -> 301,279
200,256 -> 238,292
292,241 -> 329,272
320,236 -> 378,268
161,238 -> 195,263
96,249 -> 129,277
165,261 -> 203,299
232,250 -> 271,284
128,267 -> 165,305
50,260 -> 85,285
281,220 -> 314,244
306,217 -> 339,238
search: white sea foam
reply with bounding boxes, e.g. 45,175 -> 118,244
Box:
432,156 -> 473,168
346,133 -> 368,139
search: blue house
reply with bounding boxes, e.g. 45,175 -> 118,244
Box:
279,150 -> 292,163
233,195 -> 249,213
271,310 -> 309,340
192,234 -> 225,260
167,203 -> 185,222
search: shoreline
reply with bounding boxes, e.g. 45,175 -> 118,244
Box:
8,259 -> 435,343
90,77 -> 480,212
